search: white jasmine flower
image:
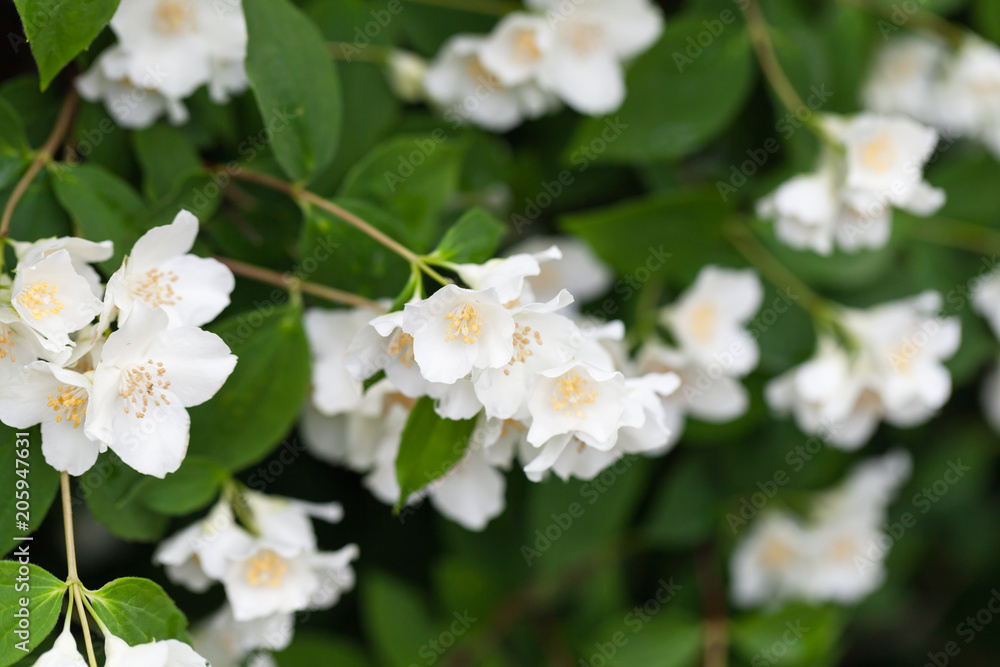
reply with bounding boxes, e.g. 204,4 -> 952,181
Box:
0,362 -> 100,476
504,235 -> 613,306
11,237 -> 113,298
730,512 -> 812,608
425,446 -> 509,531
525,360 -> 627,450
104,634 -> 210,667
305,305 -> 384,416
862,34 -> 946,124
755,166 -> 841,256
87,303 -> 236,478
0,303 -> 45,383
661,266 -> 763,376
32,629 -> 87,667
424,35 -> 558,132
451,246 -> 563,304
387,50 -> 429,103
528,0 -> 664,115
479,12 -> 553,86
107,210 -> 235,328
154,500 -> 252,592
109,0 -> 249,101
76,46 -> 189,129
191,605 -> 292,667
11,249 -> 103,356
936,35 -> 1000,156
401,285 -> 515,385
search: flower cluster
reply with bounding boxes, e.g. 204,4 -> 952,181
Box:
766,292 -> 960,450
301,242 -> 685,530
731,450 -> 912,607
0,210 -> 237,478
864,33 -> 1000,159
757,112 -> 944,255
35,628 -> 212,667
422,0 -> 664,131
77,0 -> 249,128
155,489 -> 359,663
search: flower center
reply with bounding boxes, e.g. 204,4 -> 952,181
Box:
119,359 -> 172,419
18,281 -> 63,320
46,385 -> 87,428
445,304 -> 482,344
551,373 -> 597,417
154,0 -> 196,35
387,332 -> 415,367
0,323 -> 15,363
133,268 -> 182,308
571,24 -> 604,55
514,30 -> 542,62
860,134 -> 896,173
829,537 -> 856,562
506,323 -> 543,374
759,537 -> 794,568
466,58 -> 503,88
689,303 -> 717,343
244,550 -> 289,588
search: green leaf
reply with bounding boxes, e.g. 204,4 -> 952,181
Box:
338,134 -> 466,251
131,125 -> 203,202
1,171 -> 72,243
136,173 -> 222,230
277,632 -> 369,667
298,199 -> 411,298
87,577 -> 189,646
0,75 -> 60,146
361,572 -> 438,667
0,97 -> 29,155
642,456 -> 720,549
395,396 -> 476,508
431,207 -> 507,264
0,426 -> 60,559
568,12 -> 754,163
13,0 -> 120,90
0,562 -> 65,667
83,451 -> 169,542
595,611 -> 702,667
136,457 -> 228,516
188,304 -> 311,471
560,188 -> 739,286
50,163 -> 144,273
243,0 -> 342,183
975,0 -> 1000,43
731,604 -> 845,667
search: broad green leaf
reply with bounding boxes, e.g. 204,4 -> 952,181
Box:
0,562 -> 65,667
361,572 -> 439,667
188,304 -> 311,471
395,396 -> 476,508
136,173 -> 222,230
0,97 -> 29,155
136,457 -> 228,516
83,451 -> 169,542
0,425 -> 59,559
243,0 -> 342,183
277,632 -> 369,667
13,0 -> 120,90
0,75 -> 60,146
338,134 -> 466,251
72,101 -> 135,180
87,577 -> 189,646
642,456 -> 720,549
593,611 -> 702,667
1,171 -> 72,241
568,13 -> 754,163
50,163 -> 144,272
731,605 -> 844,667
975,0 -> 1000,43
560,188 -> 739,286
431,207 -> 507,264
298,198 -> 411,298
131,125 -> 203,201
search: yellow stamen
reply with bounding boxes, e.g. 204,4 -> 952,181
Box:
17,281 -> 63,320
133,268 -> 182,308
551,373 -> 597,417
46,385 -> 88,429
689,303 -> 717,343
244,550 -> 289,588
118,358 -> 172,419
860,135 -> 896,173
154,0 -> 196,35
445,304 -> 482,344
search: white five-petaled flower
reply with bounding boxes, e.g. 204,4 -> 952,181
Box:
107,210 -> 235,328
104,634 -> 210,667
87,303 -> 236,478
191,604 -> 292,667
11,236 -> 113,298
401,285 -> 516,385
862,34 -> 946,126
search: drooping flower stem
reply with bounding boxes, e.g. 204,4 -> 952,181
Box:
222,167 -> 452,285
61,472 -> 99,667
0,89 -> 78,242
216,256 -> 386,310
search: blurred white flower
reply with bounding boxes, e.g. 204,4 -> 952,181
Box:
730,512 -> 812,608
106,210 -> 235,328
862,34 -> 946,125
191,605 -> 291,667
504,235 -> 613,307
972,270 -> 1000,338
386,50 -> 429,103
479,12 -> 553,86
87,303 -> 236,477
305,305 -> 384,416
936,35 -> 1000,157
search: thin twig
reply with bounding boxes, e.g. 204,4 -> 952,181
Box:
62,473 -> 98,667
0,89 -> 78,239
741,0 -> 806,114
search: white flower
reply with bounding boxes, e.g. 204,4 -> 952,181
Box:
387,50 -> 429,103
767,292 -> 959,449
528,0 -> 664,115
451,246 -> 562,304
154,500 -> 251,592
76,46 -> 189,129
730,512 -> 811,608
661,265 -> 763,376
0,302 -> 45,383
11,249 -> 103,356
972,270 -> 1000,338
401,285 -> 516,385
107,210 -> 235,328
191,604 -> 292,667
11,236 -> 113,298
424,446 -> 510,531
755,166 -> 841,256
424,35 -> 558,132
504,235 -> 613,307
305,305 -> 384,416
479,12 -> 554,86
87,303 -> 236,477
104,635 -> 210,667
982,361 -> 1000,434
525,360 -> 626,450
0,362 -> 100,475
32,629 -> 87,667
109,0 -> 248,101
862,34 -> 946,124
936,35 -> 1000,157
